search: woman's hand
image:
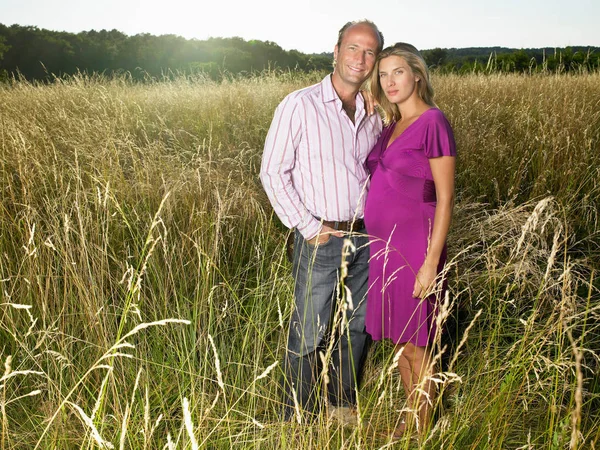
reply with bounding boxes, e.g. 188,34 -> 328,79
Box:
412,261 -> 438,299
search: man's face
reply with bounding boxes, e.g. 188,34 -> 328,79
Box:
333,23 -> 379,89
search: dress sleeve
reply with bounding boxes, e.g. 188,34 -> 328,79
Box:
423,110 -> 456,158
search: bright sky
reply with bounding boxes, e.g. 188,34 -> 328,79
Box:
1,0 -> 598,53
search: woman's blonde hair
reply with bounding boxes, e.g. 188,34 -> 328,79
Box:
369,42 -> 436,124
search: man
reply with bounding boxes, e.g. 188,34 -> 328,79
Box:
260,20 -> 384,422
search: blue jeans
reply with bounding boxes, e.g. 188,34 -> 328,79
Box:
282,228 -> 370,420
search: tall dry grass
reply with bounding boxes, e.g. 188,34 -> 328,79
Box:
0,71 -> 599,449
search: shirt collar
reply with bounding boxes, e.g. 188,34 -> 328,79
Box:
320,74 -> 339,103
320,74 -> 366,115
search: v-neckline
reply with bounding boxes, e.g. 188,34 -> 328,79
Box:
385,108 -> 434,150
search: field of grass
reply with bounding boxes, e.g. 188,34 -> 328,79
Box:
1,70 -> 599,449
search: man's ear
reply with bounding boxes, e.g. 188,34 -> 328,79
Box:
334,45 -> 339,63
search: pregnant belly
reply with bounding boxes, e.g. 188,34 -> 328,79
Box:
365,172 -> 436,241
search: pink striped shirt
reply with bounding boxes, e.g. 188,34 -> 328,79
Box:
260,75 -> 382,239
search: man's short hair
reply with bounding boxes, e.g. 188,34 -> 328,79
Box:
336,20 -> 384,54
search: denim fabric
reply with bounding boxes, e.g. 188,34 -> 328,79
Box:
281,228 -> 370,420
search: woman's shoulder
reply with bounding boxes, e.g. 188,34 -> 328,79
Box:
419,108 -> 454,136
421,107 -> 450,124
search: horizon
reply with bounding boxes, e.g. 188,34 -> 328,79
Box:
1,0 -> 598,54
1,21 -> 599,55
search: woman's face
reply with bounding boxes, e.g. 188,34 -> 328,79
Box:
378,55 -> 419,105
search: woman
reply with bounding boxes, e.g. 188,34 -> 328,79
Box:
364,42 -> 456,437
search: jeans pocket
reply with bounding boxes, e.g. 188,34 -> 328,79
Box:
305,234 -> 336,249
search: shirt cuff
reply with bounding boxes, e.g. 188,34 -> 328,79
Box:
296,216 -> 322,241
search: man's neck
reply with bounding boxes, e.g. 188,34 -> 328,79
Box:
330,74 -> 361,123
330,73 -> 360,106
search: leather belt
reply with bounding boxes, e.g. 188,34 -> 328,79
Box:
320,218 -> 365,232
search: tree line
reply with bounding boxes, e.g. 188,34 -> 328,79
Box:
422,46 -> 600,74
1,23 -> 598,81
0,23 -> 332,81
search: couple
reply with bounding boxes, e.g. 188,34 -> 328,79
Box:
260,19 -> 456,436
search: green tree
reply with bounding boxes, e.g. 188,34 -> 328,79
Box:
423,48 -> 447,68
513,49 -> 532,71
0,35 -> 8,60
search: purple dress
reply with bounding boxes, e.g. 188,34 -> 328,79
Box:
364,108 -> 456,346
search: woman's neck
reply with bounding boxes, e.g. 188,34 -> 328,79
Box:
397,97 -> 429,122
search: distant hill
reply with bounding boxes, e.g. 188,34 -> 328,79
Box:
1,23 -> 598,81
